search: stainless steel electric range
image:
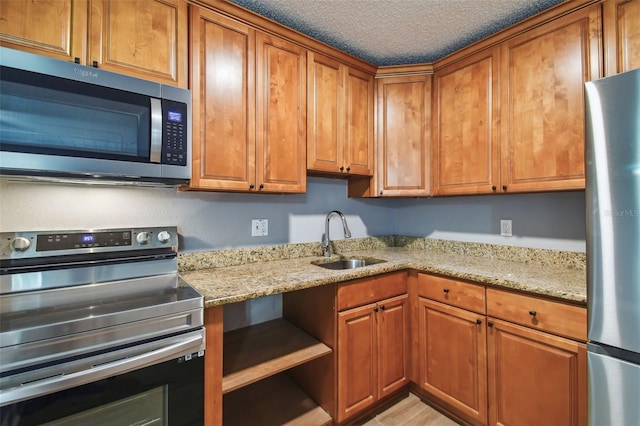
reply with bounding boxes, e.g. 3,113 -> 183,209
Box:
0,226 -> 205,425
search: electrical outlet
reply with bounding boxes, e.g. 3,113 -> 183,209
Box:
500,219 -> 512,237
251,219 -> 268,237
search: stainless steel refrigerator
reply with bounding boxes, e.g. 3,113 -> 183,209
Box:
585,68 -> 640,425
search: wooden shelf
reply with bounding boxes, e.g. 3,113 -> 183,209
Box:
222,318 -> 332,394
223,373 -> 332,425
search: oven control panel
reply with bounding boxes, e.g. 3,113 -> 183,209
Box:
0,227 -> 179,259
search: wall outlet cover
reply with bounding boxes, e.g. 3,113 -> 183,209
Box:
500,219 -> 513,237
252,219 -> 268,237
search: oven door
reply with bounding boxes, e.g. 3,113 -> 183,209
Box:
0,336 -> 204,426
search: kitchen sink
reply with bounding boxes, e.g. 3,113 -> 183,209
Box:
312,257 -> 386,270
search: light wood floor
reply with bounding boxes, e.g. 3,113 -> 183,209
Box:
352,393 -> 461,426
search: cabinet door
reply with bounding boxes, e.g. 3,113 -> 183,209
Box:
189,7 -> 256,191
0,0 -> 87,63
419,298 -> 487,425
603,0 -> 640,75
377,294 -> 409,400
500,5 -> 601,192
487,318 -> 587,426
88,0 -> 187,87
433,48 -> 500,196
256,32 -> 307,193
376,75 -> 431,196
345,67 -> 374,176
307,52 -> 343,174
337,303 -> 377,423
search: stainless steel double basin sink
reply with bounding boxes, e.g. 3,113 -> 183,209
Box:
312,257 -> 386,270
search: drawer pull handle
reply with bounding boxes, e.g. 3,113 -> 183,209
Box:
443,289 -> 450,293
529,310 -> 537,317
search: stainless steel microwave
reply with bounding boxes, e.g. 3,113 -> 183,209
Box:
0,47 -> 191,186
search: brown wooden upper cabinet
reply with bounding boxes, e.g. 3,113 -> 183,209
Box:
433,48 -> 500,196
307,52 -> 374,176
500,4 -> 601,193
0,0 -> 187,88
603,0 -> 640,75
188,6 -> 307,193
434,5 -> 601,196
374,74 -> 432,197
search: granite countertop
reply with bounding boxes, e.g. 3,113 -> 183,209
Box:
180,238 -> 587,308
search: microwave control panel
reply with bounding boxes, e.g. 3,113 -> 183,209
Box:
162,99 -> 188,166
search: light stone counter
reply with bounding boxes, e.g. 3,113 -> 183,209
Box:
179,237 -> 586,308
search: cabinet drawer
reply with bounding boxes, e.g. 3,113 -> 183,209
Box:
337,272 -> 407,311
418,274 -> 485,314
486,288 -> 586,341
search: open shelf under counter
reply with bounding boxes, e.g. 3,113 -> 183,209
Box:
222,317 -> 332,394
223,373 -> 332,425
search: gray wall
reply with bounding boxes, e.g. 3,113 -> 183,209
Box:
0,178 -> 585,252
394,191 -> 586,252
0,178 -> 395,251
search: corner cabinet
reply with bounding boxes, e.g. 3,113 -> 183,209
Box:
307,52 -> 374,176
0,0 -> 188,87
373,74 -> 432,197
603,0 -> 640,75
187,6 -> 306,193
499,4 -> 601,193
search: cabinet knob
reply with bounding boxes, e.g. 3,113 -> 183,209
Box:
380,305 -> 385,311
373,307 -> 379,313
92,60 -> 99,68
502,185 -> 508,191
488,321 -> 494,328
74,57 -> 81,64
529,310 -> 537,317
346,167 -> 351,172
340,166 -> 344,171
259,184 -> 264,190
249,184 -> 255,189
492,185 -> 497,191
380,190 -> 383,195
476,319 -> 482,325
443,288 -> 450,293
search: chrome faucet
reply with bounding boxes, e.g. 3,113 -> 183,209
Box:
321,210 -> 352,257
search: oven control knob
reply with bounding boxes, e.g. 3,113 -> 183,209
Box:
11,237 -> 31,252
136,232 -> 152,245
157,231 -> 172,244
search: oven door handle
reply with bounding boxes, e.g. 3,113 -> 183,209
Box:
0,330 -> 204,407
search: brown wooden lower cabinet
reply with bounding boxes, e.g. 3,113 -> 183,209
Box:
336,293 -> 409,422
414,273 -> 587,426
487,318 -> 587,426
336,272 -> 409,423
210,271 -> 586,426
418,298 -> 487,426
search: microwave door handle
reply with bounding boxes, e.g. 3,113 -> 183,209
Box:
150,98 -> 162,163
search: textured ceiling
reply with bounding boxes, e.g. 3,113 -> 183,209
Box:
228,0 -> 564,66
